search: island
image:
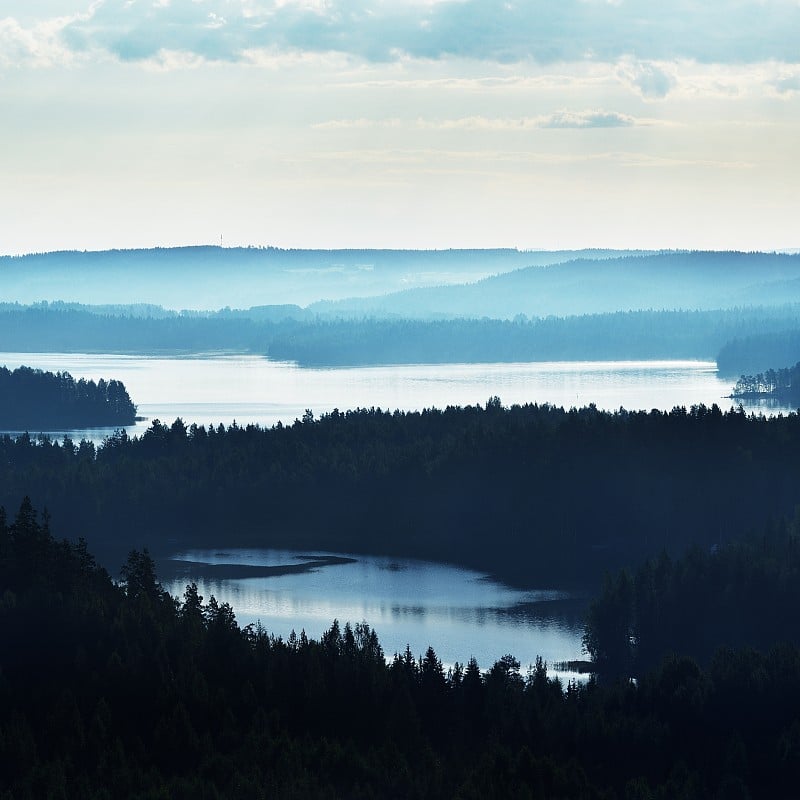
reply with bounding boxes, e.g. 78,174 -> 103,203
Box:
0,365 -> 137,429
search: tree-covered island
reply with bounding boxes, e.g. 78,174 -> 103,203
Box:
0,366 -> 137,429
731,361 -> 800,403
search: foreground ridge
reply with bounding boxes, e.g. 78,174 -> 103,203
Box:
2,500 -> 800,798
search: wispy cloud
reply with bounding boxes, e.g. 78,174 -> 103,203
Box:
772,72 -> 800,95
616,59 -> 677,99
314,110 -> 646,131
0,10 -> 89,68
538,110 -> 637,129
4,0 -> 800,70
302,147 -> 754,172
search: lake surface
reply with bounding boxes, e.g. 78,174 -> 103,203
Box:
0,352 -> 793,444
163,548 -> 588,678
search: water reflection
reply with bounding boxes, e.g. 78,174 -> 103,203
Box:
0,352 -> 794,445
162,549 -> 587,674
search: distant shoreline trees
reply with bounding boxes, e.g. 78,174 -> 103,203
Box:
732,361 -> 800,401
4,302 -> 800,368
0,365 -> 137,428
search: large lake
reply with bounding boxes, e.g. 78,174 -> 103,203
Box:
0,352 -> 793,443
162,548 -> 588,678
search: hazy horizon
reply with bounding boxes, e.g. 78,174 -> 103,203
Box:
3,244 -> 800,258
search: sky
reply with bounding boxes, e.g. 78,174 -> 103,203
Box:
0,0 -> 799,254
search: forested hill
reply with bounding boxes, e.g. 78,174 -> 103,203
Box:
312,251 -> 800,318
4,500 -> 800,798
4,303 -> 800,366
0,366 -> 136,428
0,246 -> 641,308
265,306 -> 800,366
4,403 -> 800,589
717,329 -> 800,376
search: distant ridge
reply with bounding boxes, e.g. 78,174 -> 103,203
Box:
2,247 -> 794,318
0,246 -> 654,309
310,251 -> 800,318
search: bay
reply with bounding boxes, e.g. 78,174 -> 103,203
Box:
162,548 -> 588,679
0,352 -> 791,444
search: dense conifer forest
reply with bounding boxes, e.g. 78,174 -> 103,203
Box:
584,515 -> 800,676
3,499 -> 800,799
0,366 -> 136,428
2,303 -> 800,367
264,308 -> 800,366
2,402 -> 800,588
716,330 -> 800,376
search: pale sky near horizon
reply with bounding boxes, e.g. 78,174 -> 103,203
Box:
1,0 -> 798,255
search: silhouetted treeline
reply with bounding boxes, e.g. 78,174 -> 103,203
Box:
0,366 -> 136,428
266,307 -> 800,366
584,514 -> 800,678
732,361 -> 800,400
3,500 -> 800,798
717,329 -> 800,376
4,302 -> 800,365
3,403 -> 800,588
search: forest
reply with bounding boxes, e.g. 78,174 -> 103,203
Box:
3,303 -> 800,367
2,498 -> 800,799
584,514 -> 800,676
264,307 -> 800,366
2,402 -> 800,590
716,329 -> 800,376
732,361 -> 800,400
0,366 -> 136,428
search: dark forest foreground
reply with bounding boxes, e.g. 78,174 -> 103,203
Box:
2,500 -> 800,799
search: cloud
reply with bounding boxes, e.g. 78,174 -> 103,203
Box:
0,11 -> 87,68
4,0 -> 800,69
313,110 -> 642,131
538,110 -> 636,129
772,73 -> 800,94
616,59 -> 676,99
303,147 -> 753,172
313,117 -> 406,130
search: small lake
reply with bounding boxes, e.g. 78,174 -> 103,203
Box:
162,548 -> 588,679
0,352 -> 793,444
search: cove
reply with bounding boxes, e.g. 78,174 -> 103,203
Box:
162,548 -> 588,680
